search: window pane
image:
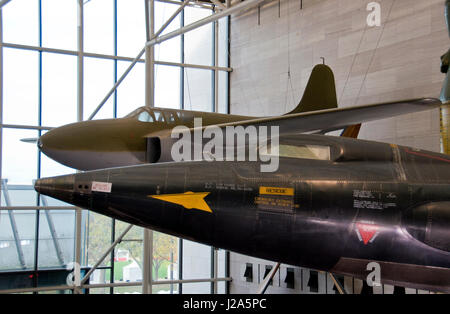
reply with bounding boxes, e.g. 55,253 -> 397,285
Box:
40,154 -> 76,179
184,7 -> 212,66
1,186 -> 37,208
182,240 -> 211,293
217,17 -> 229,114
156,37 -> 181,64
1,186 -> 37,274
113,285 -> 141,294
218,17 -> 229,68
153,232 -> 178,281
84,0 -> 114,55
86,212 -> 112,267
42,53 -> 77,127
217,250 -> 226,294
155,65 -> 180,109
90,269 -> 111,293
3,0 -> 39,46
117,61 -> 144,117
38,209 -> 75,269
218,249 -> 226,277
217,281 -> 226,294
218,71 -> 228,114
2,129 -> 38,186
155,2 -> 181,35
0,210 -> 36,271
3,48 -> 39,126
184,68 -> 212,112
155,2 -> 181,63
114,221 -> 143,284
153,283 -> 179,294
42,0 -> 77,50
117,0 -> 146,57
181,282 -> 210,294
0,182 -> 37,271
84,58 -> 115,120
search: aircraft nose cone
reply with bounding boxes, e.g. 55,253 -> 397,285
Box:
35,119 -> 144,171
37,126 -> 87,170
34,175 -> 76,204
37,138 -> 43,150
34,178 -> 45,194
37,131 -> 52,155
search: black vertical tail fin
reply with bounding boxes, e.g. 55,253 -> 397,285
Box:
288,64 -> 338,114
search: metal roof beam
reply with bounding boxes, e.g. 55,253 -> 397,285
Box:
0,0 -> 11,9
146,0 -> 267,48
211,0 -> 226,10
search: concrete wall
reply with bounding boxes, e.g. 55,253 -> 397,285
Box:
228,0 -> 447,294
230,0 -> 447,151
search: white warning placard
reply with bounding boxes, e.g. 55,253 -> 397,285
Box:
91,181 -> 112,193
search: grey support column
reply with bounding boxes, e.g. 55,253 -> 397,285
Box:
143,0 -> 155,295
75,0 -> 84,294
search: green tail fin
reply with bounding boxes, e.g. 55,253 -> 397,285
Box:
288,64 -> 338,114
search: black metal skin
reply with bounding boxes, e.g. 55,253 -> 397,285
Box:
35,134 -> 450,292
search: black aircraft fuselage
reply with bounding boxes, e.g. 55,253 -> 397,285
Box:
35,134 -> 450,292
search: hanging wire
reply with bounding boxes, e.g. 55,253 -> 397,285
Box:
224,15 -> 250,113
184,68 -> 193,109
338,13 -> 369,103
154,4 -> 167,80
284,0 -> 296,112
354,0 -> 397,106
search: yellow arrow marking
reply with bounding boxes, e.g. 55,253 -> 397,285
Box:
149,192 -> 212,213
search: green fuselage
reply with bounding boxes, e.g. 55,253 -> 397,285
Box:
39,107 -> 254,170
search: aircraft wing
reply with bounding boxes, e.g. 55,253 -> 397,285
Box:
196,98 -> 441,134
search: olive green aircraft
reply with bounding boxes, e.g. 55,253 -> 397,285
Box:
37,64 -> 441,171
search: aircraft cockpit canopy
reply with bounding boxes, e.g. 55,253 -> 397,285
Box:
126,107 -> 180,124
259,134 -> 396,163
260,143 -> 332,161
257,135 -> 338,162
137,111 -> 154,122
124,107 -> 145,118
